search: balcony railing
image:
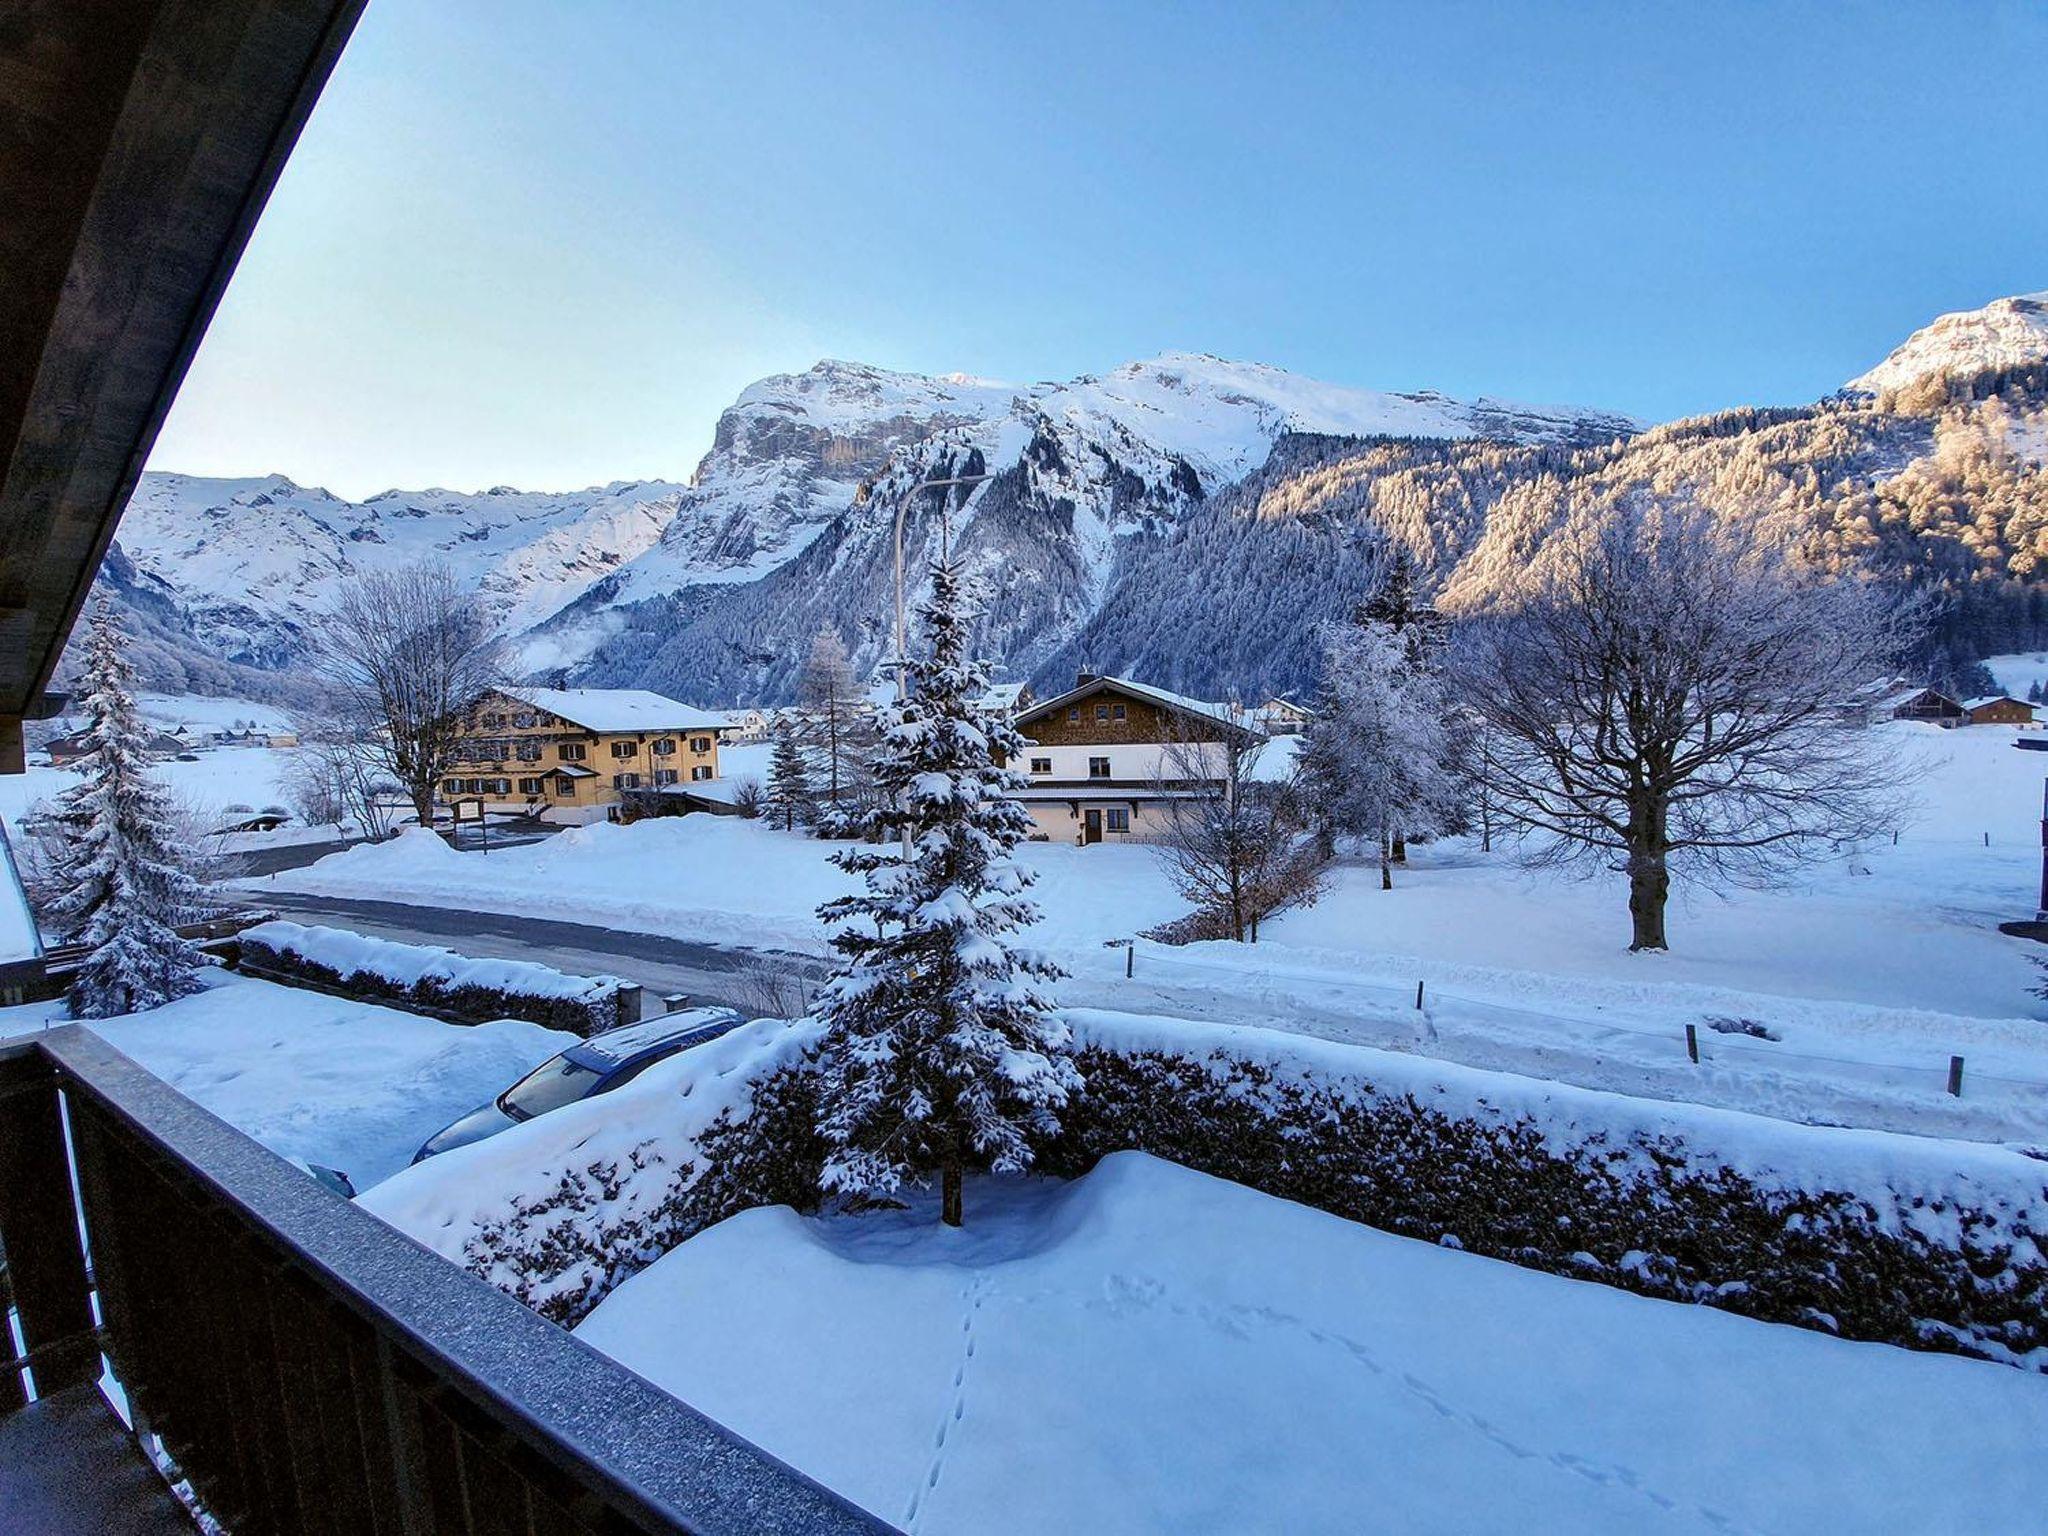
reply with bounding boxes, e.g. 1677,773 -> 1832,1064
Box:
0,1026 -> 891,1535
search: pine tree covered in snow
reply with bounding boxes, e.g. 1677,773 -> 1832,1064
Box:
811,558 -> 1078,1226
764,719 -> 814,832
40,605 -> 210,1018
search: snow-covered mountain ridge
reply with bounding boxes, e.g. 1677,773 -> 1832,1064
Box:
1849,292 -> 2048,395
110,353 -> 1634,683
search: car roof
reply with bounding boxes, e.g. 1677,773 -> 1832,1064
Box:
562,1007 -> 743,1070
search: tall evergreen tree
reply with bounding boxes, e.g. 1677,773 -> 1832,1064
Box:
41,605 -> 210,1018
765,719 -> 814,832
812,558 -> 1078,1227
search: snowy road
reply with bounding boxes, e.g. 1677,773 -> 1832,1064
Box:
228,889 -> 834,1018
235,886 -> 2048,1146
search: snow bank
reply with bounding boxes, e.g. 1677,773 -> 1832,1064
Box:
575,1152 -> 2048,1535
360,1015 -> 823,1321
1,973 -> 573,1190
1053,1009 -> 2048,1367
366,1002 -> 2047,1366
239,918 -> 634,1036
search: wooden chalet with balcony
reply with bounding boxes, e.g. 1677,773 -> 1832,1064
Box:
444,687 -> 725,824
1008,673 -> 1266,846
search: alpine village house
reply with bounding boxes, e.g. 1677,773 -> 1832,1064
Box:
1009,674 -> 1267,845
445,687 -> 725,824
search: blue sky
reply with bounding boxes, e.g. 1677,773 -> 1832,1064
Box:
150,1 -> 2048,499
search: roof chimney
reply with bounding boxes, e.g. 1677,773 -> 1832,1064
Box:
1076,671 -> 1099,688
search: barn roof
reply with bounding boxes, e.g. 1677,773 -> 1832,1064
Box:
1015,675 -> 1265,741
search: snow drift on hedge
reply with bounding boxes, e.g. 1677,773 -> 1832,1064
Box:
363,1004 -> 2048,1363
238,918 -> 634,1034
359,1015 -> 823,1320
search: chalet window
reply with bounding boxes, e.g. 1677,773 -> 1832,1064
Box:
654,768 -> 678,786
1112,703 -> 1126,721
489,778 -> 510,795
443,779 -> 462,795
1030,756 -> 1051,774
690,736 -> 713,753
1088,756 -> 1111,779
559,742 -> 587,761
1106,808 -> 1130,832
1067,707 -> 1080,722
513,712 -> 535,728
690,765 -> 713,781
1095,704 -> 1109,722
652,738 -> 676,755
611,740 -> 636,759
614,772 -> 641,790
515,743 -> 542,761
553,778 -> 574,797
518,777 -> 544,795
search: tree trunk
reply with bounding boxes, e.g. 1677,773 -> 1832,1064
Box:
1390,834 -> 1407,863
1379,826 -> 1393,890
940,1139 -> 963,1227
1625,801 -> 1670,951
412,785 -> 434,829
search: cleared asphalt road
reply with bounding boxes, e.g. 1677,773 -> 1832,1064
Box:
227,889 -> 833,1019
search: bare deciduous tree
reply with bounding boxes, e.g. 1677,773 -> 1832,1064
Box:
1452,505 -> 1920,951
1150,722 -> 1320,942
282,722 -> 398,841
313,565 -> 503,829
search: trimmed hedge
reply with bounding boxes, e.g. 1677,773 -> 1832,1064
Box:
237,920 -> 633,1037
1040,1043 -> 2048,1368
451,1013 -> 2047,1369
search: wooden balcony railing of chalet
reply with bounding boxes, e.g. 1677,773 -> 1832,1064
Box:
0,1026 -> 892,1536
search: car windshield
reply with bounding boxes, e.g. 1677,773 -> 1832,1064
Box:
498,1055 -> 606,1120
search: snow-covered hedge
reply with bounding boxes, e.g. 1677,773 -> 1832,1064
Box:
360,1017 -> 823,1322
365,1006 -> 2048,1368
236,920 -> 634,1037
1046,1010 -> 2048,1369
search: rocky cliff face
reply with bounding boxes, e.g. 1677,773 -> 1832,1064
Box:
107,353 -> 1633,700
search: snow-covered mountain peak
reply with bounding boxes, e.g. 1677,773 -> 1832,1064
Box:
1848,291 -> 2048,394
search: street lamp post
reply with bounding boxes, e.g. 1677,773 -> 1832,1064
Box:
888,472 -> 991,863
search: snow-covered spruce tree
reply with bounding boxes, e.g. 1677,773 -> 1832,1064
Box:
764,719 -> 814,832
40,605 -> 210,1018
811,558 -> 1078,1227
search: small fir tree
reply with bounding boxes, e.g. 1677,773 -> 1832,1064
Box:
765,719 -> 814,831
41,605 -> 210,1018
812,558 -> 1078,1226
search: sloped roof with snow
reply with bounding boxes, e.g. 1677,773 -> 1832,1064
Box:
503,687 -> 724,733
1962,695 -> 2033,712
1016,676 -> 1265,739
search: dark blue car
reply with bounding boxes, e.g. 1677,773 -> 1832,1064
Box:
411,1007 -> 743,1164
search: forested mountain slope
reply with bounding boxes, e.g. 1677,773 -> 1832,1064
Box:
1037,363 -> 2048,702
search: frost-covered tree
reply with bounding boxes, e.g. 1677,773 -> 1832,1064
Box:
1452,505 -> 1919,951
811,557 -> 1077,1227
764,719 -> 814,832
1150,725 -> 1317,940
38,605 -> 210,1018
1299,609 -> 1453,890
797,629 -> 869,805
313,564 -> 503,828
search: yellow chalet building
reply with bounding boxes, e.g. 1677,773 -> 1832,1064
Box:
444,687 -> 724,824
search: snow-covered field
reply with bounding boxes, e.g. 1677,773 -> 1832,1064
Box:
0,744 -> 298,834
266,722 -> 2048,1143
0,972 -> 571,1190
575,1151 -> 2048,1535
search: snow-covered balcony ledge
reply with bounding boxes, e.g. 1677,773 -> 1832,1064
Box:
0,1026 -> 888,1536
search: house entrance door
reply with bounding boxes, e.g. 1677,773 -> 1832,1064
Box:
1082,809 -> 1102,844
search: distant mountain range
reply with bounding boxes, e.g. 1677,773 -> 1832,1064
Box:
89,293 -> 2048,707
